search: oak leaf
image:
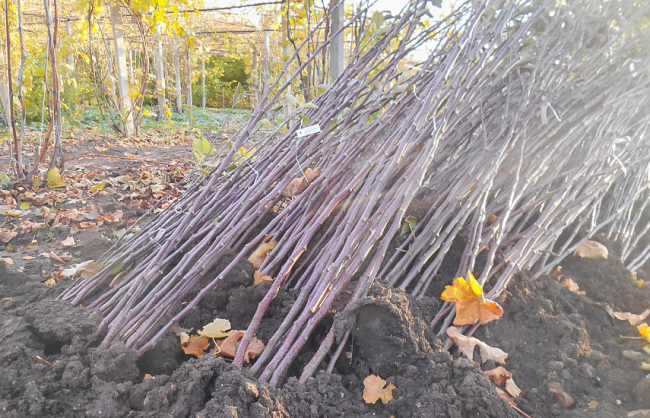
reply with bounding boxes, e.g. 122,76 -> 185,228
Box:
573,240 -> 608,259
216,330 -> 265,363
198,318 -> 232,339
248,239 -> 277,269
441,271 -> 503,325
180,334 -> 209,357
446,327 -> 508,364
280,167 -> 321,197
254,270 -> 274,285
362,374 -> 395,404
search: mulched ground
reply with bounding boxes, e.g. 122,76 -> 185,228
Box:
2,132 -> 650,417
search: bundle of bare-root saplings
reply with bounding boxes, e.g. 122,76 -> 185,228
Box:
60,0 -> 650,386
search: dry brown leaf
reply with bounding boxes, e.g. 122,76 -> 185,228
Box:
548,382 -> 574,408
61,236 -> 76,247
216,330 -> 265,363
27,239 -> 38,249
4,210 -> 22,218
505,378 -> 523,398
446,327 -> 508,364
48,252 -> 65,265
495,387 -> 515,406
560,278 -> 585,295
179,332 -> 190,346
19,220 -> 44,233
2,258 -> 14,265
440,272 -> 503,326
248,240 -> 277,269
280,167 -> 321,197
485,366 -> 512,386
0,229 -> 17,243
607,308 -> 650,326
181,334 -> 209,357
549,265 -> 563,279
362,374 -> 395,405
254,270 -> 274,285
573,240 -> 608,259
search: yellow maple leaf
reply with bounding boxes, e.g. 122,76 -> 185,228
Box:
248,238 -> 277,269
197,318 -> 232,339
441,271 -> 503,325
46,168 -> 65,188
362,374 -> 395,404
638,323 -> 650,343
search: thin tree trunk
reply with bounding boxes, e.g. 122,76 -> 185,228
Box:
251,49 -> 258,108
262,31 -> 270,100
109,0 -> 134,136
154,23 -> 166,120
0,47 -> 9,127
282,4 -> 292,121
65,21 -> 74,76
173,36 -> 183,114
201,57 -> 205,108
186,47 -> 192,108
329,0 -> 345,82
4,0 -> 23,176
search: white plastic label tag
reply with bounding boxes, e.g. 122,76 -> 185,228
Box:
296,124 -> 321,138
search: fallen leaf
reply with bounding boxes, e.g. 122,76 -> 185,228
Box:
60,260 -> 102,279
485,366 -> 512,386
629,410 -> 650,417
548,382 -> 574,408
61,236 -> 76,247
446,327 -> 508,364
362,374 -> 395,405
217,330 -> 265,363
248,239 -> 278,269
573,240 -> 608,259
48,252 -> 65,265
44,278 -> 56,285
505,377 -> 523,398
180,334 -> 209,357
610,309 -> 650,326
2,258 -> 13,265
21,255 -> 35,260
400,215 -> 417,236
46,168 -> 65,188
280,167 -> 321,197
495,387 -> 515,406
27,239 -> 38,249
560,278 -> 585,295
549,265 -> 563,279
198,318 -> 233,339
4,209 -> 22,218
0,229 -> 17,243
254,270 -> 274,285
588,400 -> 599,409
179,332 -> 190,346
440,271 -> 503,325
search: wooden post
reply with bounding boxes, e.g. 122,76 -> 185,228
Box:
109,0 -> 134,136
173,36 -> 183,114
186,47 -> 192,108
329,0 -> 345,82
201,57 -> 206,108
154,23 -> 166,120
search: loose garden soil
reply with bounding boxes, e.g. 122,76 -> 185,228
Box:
2,136 -> 650,417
